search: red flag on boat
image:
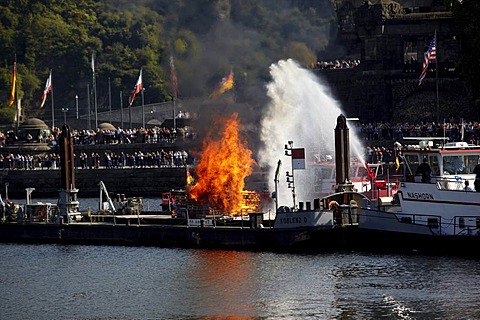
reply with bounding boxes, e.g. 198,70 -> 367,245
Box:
365,162 -> 375,180
292,148 -> 306,170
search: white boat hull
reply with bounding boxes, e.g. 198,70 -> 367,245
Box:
359,182 -> 480,236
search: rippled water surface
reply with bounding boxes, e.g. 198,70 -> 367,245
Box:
1,243 -> 480,320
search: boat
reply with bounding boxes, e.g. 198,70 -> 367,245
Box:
309,159 -> 398,199
356,137 -> 480,254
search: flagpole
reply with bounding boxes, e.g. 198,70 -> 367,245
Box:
129,98 -> 132,129
94,75 -> 98,129
51,70 -> 55,130
108,77 -> 112,119
141,88 -> 145,128
87,83 -> 91,130
173,98 -> 176,130
91,53 -> 98,129
120,91 -> 124,128
435,30 -> 439,124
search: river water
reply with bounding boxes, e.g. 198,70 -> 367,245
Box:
1,243 -> 480,320
3,197 -> 480,319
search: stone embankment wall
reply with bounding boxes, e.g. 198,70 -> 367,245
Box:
0,167 -> 186,199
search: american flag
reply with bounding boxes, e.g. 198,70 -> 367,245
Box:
419,34 -> 436,85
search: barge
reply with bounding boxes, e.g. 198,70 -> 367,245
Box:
0,123 -> 358,252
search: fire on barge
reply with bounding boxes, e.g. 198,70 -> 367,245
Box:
0,115 -> 361,252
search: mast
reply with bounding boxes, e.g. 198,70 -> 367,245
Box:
435,30 -> 439,124
274,159 -> 282,212
120,91 -> 124,128
50,70 -> 55,129
87,83 -> 91,130
108,77 -> 112,119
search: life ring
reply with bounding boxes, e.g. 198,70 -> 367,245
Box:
328,200 -> 339,210
390,185 -> 398,197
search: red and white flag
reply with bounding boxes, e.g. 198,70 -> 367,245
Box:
40,70 -> 52,108
291,148 -> 306,170
129,68 -> 143,106
419,34 -> 436,85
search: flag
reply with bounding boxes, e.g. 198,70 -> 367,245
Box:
395,156 -> 400,172
40,70 -> 52,108
291,148 -> 306,170
91,53 -> 95,74
129,68 -> 143,106
170,56 -> 179,99
365,162 -> 375,180
8,62 -> 16,107
209,68 -> 234,99
419,34 -> 436,85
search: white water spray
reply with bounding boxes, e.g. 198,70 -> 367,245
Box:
258,59 -> 364,208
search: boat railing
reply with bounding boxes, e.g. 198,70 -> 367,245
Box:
454,216 -> 480,236
435,177 -> 465,191
394,212 -> 480,236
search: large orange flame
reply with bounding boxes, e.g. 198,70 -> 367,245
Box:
189,113 -> 256,215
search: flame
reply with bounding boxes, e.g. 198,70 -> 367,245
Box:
189,113 -> 257,215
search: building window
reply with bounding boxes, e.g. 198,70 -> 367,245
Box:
404,40 -> 418,64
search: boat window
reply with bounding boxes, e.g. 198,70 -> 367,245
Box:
404,155 -> 420,175
357,166 -> 368,178
429,155 -> 440,176
316,167 -> 333,181
465,155 -> 480,174
443,156 -> 465,175
350,166 -> 359,178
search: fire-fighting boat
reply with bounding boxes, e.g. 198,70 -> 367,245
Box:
356,137 -> 480,255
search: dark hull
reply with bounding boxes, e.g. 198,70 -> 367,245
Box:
0,223 -> 358,253
2,222 -> 479,255
354,228 -> 480,256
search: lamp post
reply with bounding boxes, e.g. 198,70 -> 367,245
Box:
284,140 -> 296,210
62,107 -> 69,124
75,95 -> 79,119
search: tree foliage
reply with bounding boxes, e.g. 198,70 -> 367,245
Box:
0,0 -> 336,124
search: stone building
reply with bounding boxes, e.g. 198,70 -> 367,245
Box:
320,0 -> 473,123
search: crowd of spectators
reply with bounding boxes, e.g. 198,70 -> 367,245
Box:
0,125 -> 196,148
310,59 -> 361,69
0,149 -> 191,170
356,121 -> 480,144
1,119 -> 479,171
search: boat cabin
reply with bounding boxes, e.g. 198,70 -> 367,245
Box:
311,160 -> 385,196
402,138 -> 480,189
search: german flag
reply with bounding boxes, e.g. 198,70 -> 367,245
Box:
8,62 -> 16,107
210,68 -> 234,99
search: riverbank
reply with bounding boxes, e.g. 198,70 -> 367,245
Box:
0,166 -> 187,198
